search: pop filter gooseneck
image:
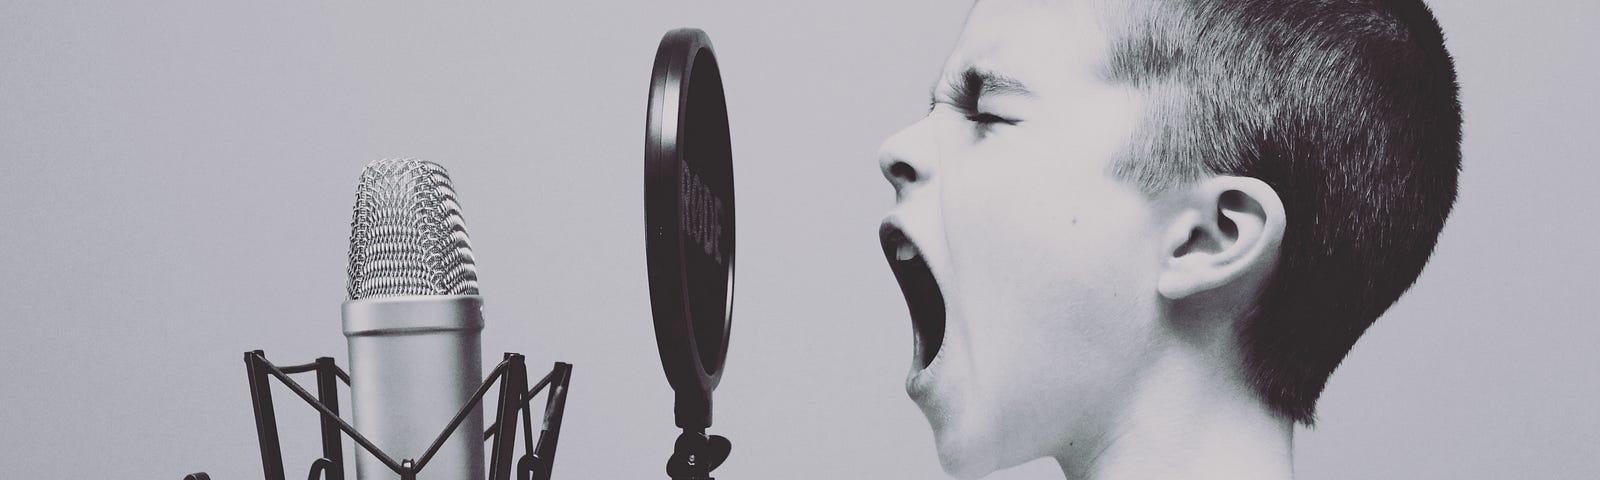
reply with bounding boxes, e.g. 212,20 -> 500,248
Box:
645,28 -> 735,480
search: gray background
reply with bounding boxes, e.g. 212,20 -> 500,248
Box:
1,1 -> 1595,479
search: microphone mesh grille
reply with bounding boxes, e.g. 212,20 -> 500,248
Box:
347,158 -> 480,300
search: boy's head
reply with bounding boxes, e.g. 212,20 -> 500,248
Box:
877,0 -> 1459,477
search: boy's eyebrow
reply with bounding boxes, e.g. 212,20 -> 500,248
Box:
930,67 -> 1035,109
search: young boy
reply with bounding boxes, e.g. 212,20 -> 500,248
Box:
877,0 -> 1460,478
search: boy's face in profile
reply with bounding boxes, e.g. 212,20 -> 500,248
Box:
879,0 -> 1170,477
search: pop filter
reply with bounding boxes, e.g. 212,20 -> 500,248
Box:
644,28 -> 735,433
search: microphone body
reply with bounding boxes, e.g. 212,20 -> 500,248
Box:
343,158 -> 486,480
344,295 -> 484,480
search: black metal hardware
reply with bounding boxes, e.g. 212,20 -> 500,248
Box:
665,428 -> 731,480
188,350 -> 571,480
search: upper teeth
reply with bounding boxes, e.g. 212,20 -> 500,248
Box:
896,243 -> 918,261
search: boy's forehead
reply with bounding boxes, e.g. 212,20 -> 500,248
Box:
947,0 -> 1115,88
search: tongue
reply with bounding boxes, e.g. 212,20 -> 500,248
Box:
896,243 -> 917,261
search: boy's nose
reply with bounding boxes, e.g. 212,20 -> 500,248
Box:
878,119 -> 938,199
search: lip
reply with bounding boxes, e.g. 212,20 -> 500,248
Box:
879,221 -> 949,377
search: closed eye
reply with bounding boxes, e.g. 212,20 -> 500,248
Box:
927,98 -> 1018,126
929,67 -> 1030,132
965,112 -> 1018,126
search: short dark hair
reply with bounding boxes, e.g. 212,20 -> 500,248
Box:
1100,0 -> 1462,423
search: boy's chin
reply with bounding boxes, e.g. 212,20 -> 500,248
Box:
931,422 -> 1007,480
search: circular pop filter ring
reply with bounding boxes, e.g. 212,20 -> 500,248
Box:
644,28 -> 735,430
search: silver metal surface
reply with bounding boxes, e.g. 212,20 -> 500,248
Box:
347,158 -> 479,300
344,295 -> 485,480
343,158 -> 485,480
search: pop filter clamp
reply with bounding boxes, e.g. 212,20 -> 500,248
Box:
645,28 -> 737,480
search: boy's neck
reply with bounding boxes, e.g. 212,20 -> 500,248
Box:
1056,343 -> 1294,480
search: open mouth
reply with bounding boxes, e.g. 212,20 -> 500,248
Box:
880,222 -> 947,370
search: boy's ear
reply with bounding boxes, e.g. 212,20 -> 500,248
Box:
1158,176 -> 1286,300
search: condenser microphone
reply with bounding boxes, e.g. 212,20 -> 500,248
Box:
343,158 -> 486,480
